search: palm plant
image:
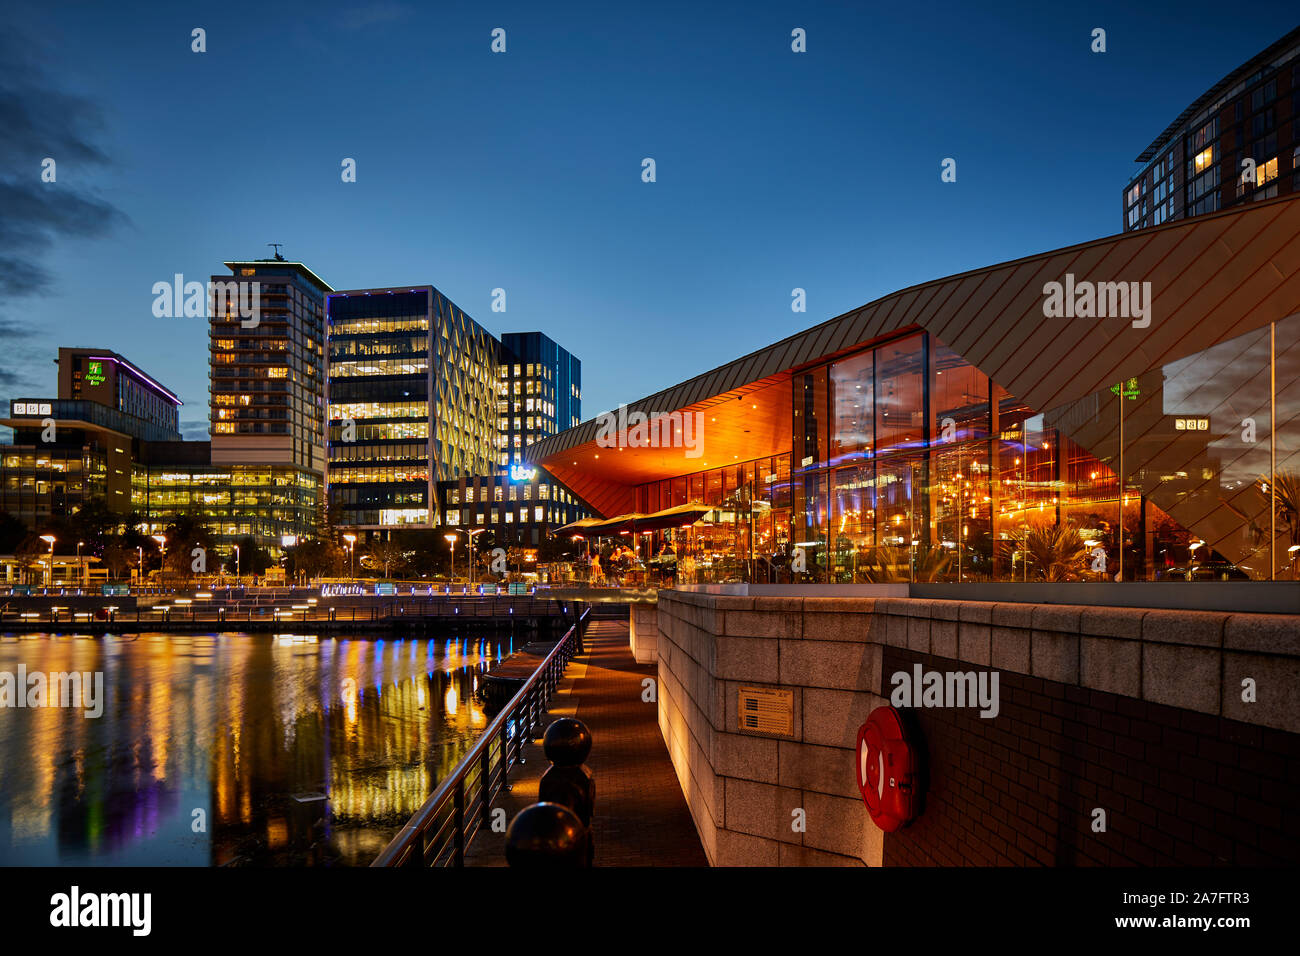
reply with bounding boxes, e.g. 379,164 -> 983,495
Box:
1016,524 -> 1089,582
1257,469 -> 1299,542
862,544 -> 951,583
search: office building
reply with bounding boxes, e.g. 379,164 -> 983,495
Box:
497,332 -> 581,470
326,286 -> 501,532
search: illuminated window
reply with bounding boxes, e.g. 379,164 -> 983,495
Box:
1258,157 -> 1278,186
1193,145 -> 1214,173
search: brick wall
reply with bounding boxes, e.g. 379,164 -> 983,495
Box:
881,647 -> 1300,867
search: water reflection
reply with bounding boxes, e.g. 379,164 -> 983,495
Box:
0,631 -> 513,866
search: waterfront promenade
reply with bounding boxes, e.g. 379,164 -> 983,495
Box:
465,618 -> 707,866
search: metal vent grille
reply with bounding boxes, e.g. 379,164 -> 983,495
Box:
737,686 -> 794,738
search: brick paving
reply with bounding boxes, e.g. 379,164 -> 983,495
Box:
464,619 -> 707,866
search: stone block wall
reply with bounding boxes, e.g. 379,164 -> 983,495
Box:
654,591 -> 1300,866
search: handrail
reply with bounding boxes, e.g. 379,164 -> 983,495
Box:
371,604 -> 590,867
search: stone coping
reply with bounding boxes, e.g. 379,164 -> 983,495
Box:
670,581 -> 1300,614
657,591 -> 1300,732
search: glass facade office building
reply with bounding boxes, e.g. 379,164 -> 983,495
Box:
326,287 -> 500,531
497,332 -> 581,470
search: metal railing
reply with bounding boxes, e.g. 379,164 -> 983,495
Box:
0,595 -> 574,627
371,605 -> 590,867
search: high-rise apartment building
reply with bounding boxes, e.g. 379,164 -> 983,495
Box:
1123,26 -> 1299,231
209,256 -> 331,473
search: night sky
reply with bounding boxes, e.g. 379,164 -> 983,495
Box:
2,1 -> 1295,437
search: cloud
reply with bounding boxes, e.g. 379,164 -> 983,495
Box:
0,30 -> 126,400
0,315 -> 44,394
0,31 -> 126,295
181,419 -> 211,441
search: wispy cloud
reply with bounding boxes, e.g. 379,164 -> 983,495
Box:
0,30 -> 126,398
181,419 -> 211,441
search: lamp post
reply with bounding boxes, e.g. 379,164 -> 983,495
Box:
342,534 -> 356,579
447,528 -> 484,589
76,540 -> 84,589
39,534 -> 56,587
137,545 -> 143,588
234,543 -> 240,581
152,534 -> 167,591
445,533 -> 458,583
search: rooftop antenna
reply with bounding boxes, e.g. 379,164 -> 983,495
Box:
267,242 -> 285,261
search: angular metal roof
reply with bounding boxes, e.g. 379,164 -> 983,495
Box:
529,194 -> 1300,518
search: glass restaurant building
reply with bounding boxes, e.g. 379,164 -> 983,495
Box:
529,195 -> 1300,585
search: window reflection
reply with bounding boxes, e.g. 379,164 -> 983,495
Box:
625,319 -> 1296,584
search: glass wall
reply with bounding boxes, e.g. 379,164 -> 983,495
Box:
631,315 -> 1299,584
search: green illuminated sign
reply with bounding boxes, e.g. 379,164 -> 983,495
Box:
85,360 -> 106,387
1109,378 -> 1139,400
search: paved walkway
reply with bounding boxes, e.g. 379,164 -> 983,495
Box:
465,619 -> 707,866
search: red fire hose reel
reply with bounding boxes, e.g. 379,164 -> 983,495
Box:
855,705 -> 923,831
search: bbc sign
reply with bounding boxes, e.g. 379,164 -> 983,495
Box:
11,402 -> 52,416
1173,417 -> 1210,431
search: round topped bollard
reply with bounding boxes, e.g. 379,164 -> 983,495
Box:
542,717 -> 592,767
504,802 -> 587,867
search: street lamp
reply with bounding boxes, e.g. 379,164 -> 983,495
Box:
137,545 -> 143,588
445,533 -> 458,583
234,543 -> 240,581
39,534 -> 56,587
77,540 -> 84,589
152,534 -> 167,591
342,534 -> 356,579
447,528 -> 484,589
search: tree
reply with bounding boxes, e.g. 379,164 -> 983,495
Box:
231,536 -> 272,576
285,538 -> 338,580
363,538 -> 408,579
102,542 -> 132,579
160,512 -> 216,580
67,496 -> 118,552
0,511 -> 27,553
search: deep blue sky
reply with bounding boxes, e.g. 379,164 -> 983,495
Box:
3,1 -> 1296,438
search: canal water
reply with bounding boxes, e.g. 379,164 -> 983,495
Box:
0,630 -> 518,866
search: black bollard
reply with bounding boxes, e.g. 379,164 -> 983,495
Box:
538,717 -> 595,865
504,802 -> 587,867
